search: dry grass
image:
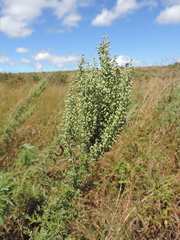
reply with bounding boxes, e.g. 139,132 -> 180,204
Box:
67,65 -> 180,239
16,82 -> 68,147
0,66 -> 180,239
0,82 -> 36,121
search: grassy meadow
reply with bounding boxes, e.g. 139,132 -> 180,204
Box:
0,65 -> 180,239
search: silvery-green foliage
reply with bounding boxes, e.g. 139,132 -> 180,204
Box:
61,36 -> 133,165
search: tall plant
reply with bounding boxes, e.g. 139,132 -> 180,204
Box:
60,36 -> 133,176
28,37 -> 133,239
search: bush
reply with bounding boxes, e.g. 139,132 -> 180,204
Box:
60,36 -> 133,174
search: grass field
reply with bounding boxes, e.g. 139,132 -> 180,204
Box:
0,65 -> 179,239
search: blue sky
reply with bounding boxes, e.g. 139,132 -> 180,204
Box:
0,0 -> 180,73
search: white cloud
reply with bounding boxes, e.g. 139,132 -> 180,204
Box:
156,4 -> 180,24
161,0 -> 180,5
35,62 -> 43,70
0,56 -> 9,63
53,0 -> 78,19
0,16 -> 33,37
62,12 -> 81,27
34,51 -> 51,61
49,54 -> 80,67
116,55 -> 140,66
0,68 -> 3,72
33,50 -> 81,68
51,0 -> 88,27
0,0 -> 92,37
91,0 -> 157,26
92,0 -> 138,26
20,58 -> 31,64
0,0 -> 44,37
16,47 -> 29,53
8,61 -> 17,66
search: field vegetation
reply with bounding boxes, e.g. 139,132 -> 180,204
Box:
0,41 -> 180,239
